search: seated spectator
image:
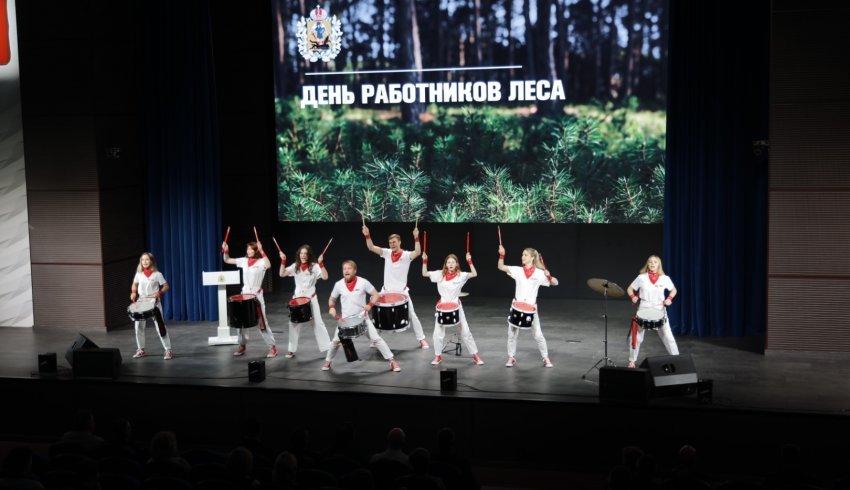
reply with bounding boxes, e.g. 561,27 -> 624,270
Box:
271,452 -> 297,489
239,419 -> 275,468
396,448 -> 445,490
0,446 -> 44,489
431,427 -> 478,490
60,409 -> 104,450
145,431 -> 191,480
227,446 -> 258,489
370,427 -> 410,468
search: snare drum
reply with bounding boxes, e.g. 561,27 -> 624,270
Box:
435,302 -> 460,326
635,308 -> 666,330
337,315 -> 367,339
372,292 -> 410,332
228,294 -> 259,329
288,297 -> 313,324
508,302 -> 537,329
127,301 -> 156,321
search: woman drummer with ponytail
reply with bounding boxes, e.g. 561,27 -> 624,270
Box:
129,252 -> 173,360
422,252 -> 484,366
625,255 -> 679,368
279,244 -> 332,358
497,245 -> 558,368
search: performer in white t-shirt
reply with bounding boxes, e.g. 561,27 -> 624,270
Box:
362,224 -> 429,349
130,252 -> 173,360
497,245 -> 559,368
279,244 -> 332,358
222,240 -> 278,357
422,252 -> 483,366
626,255 -> 679,367
323,260 -> 400,372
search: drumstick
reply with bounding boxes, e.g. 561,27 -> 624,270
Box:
423,231 -> 427,255
539,252 -> 547,269
415,215 -> 419,229
253,226 -> 260,244
497,225 -> 502,246
272,237 -> 282,253
360,211 -> 366,226
466,232 -> 470,254
223,226 -> 230,243
320,237 -> 334,257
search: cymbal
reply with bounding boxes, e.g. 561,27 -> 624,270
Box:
586,278 -> 625,298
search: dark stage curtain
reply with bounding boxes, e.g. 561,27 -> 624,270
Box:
663,0 -> 769,337
140,0 -> 221,321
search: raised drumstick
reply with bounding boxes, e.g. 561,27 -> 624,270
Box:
253,226 -> 260,244
321,237 -> 334,257
423,231 -> 427,255
497,225 -> 502,246
223,226 -> 230,243
272,237 -> 282,253
466,231 -> 470,254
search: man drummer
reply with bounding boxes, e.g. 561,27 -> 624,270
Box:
323,260 -> 401,372
362,224 -> 429,349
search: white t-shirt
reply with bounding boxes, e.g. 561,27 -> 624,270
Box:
381,248 -> 412,292
505,266 -> 551,305
285,262 -> 322,297
236,257 -> 268,295
330,276 -> 378,318
134,270 -> 167,300
629,273 -> 675,310
428,271 -> 469,304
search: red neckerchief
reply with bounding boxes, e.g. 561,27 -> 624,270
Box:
143,268 -> 153,278
445,271 -> 458,282
345,277 -> 357,292
300,263 -> 309,272
391,250 -> 403,263
648,271 -> 660,284
523,266 -> 535,279
247,258 -> 259,267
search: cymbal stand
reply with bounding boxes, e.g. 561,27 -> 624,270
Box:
582,283 -> 616,379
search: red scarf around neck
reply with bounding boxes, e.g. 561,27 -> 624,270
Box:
143,268 -> 153,278
648,271 -> 660,284
345,277 -> 358,292
523,266 -> 535,279
391,250 -> 403,262
247,258 -> 259,267
300,262 -> 309,272
445,271 -> 458,282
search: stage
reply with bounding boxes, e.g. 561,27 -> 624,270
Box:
2,295 -> 849,415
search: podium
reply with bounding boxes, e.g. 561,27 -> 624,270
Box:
202,271 -> 241,345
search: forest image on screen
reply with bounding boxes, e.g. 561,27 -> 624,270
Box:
273,0 -> 666,223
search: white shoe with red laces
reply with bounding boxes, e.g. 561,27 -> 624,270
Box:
473,353 -> 484,365
505,357 -> 517,367
267,345 -> 278,358
163,350 -> 173,360
390,359 -> 401,372
133,349 -> 146,359
233,345 -> 247,356
543,358 -> 554,368
419,340 -> 430,349
627,361 -> 636,368
431,356 -> 443,366
285,351 -> 295,359
321,361 -> 332,371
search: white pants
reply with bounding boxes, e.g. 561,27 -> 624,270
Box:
383,288 -> 425,341
628,317 -> 679,362
288,295 -> 331,353
326,317 -> 393,361
507,311 -> 548,359
433,305 -> 478,356
134,301 -> 172,351
237,292 -> 276,347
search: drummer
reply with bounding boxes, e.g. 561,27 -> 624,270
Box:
422,252 -> 483,366
129,252 -> 173,360
362,224 -> 429,349
497,245 -> 558,368
626,255 -> 679,368
279,245 -> 332,358
323,260 -> 401,372
222,240 -> 278,358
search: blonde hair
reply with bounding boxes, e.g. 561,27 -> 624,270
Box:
342,259 -> 357,271
639,255 -> 666,276
442,254 -> 460,277
136,252 -> 158,273
388,234 -> 401,242
523,248 -> 545,269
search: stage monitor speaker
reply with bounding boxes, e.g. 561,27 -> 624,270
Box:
65,333 -> 99,366
249,361 -> 266,382
639,354 -> 698,396
38,352 -> 57,374
599,366 -> 650,404
72,348 -> 122,379
440,368 -> 457,391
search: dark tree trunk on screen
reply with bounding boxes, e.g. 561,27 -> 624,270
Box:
397,0 -> 423,123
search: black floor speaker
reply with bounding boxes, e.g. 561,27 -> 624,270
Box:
38,352 -> 57,374
440,368 -> 457,391
64,333 -> 99,366
249,361 -> 266,382
640,354 -> 698,396
599,366 -> 650,404
72,348 -> 122,379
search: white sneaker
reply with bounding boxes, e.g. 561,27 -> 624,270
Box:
133,349 -> 146,359
321,362 -> 331,371
163,350 -> 173,360
505,357 -> 517,367
543,358 -> 554,368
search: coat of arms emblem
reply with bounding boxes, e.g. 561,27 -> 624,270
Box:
297,5 -> 342,63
